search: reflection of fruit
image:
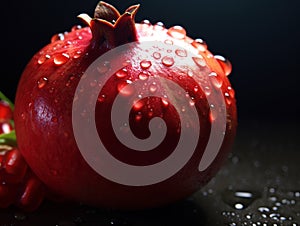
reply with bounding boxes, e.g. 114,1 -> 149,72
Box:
14,2 -> 237,209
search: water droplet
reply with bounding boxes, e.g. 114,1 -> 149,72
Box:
225,92 -> 232,105
164,39 -> 173,45
187,70 -> 194,77
162,56 -> 174,67
133,101 -> 144,111
140,60 -> 152,69
90,80 -> 97,87
192,38 -> 208,52
153,52 -> 161,59
227,86 -> 235,98
193,56 -> 206,67
73,50 -> 82,59
71,25 -> 82,31
209,72 -> 223,88
194,86 -> 199,92
138,71 -> 149,81
204,86 -> 211,96
38,54 -> 51,65
245,214 -> 252,219
161,98 -> 169,107
98,94 -> 106,103
97,61 -> 110,74
51,33 -> 64,43
38,77 -> 48,89
234,203 -> 244,210
141,19 -> 151,25
189,99 -> 195,106
149,82 -> 157,93
167,25 -> 186,39
214,55 -> 232,76
154,22 -> 165,30
118,81 -> 134,96
54,53 -> 70,65
135,114 -> 142,122
14,212 -> 27,221
116,68 -> 128,78
222,190 -> 261,210
175,49 -> 187,57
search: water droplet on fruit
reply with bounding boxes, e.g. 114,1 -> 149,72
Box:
225,92 -> 232,105
138,71 -> 149,81
141,19 -> 151,26
175,49 -> 187,57
140,60 -> 152,69
97,61 -> 110,74
98,94 -> 106,103
209,107 -> 217,121
193,56 -> 206,67
37,77 -> 48,89
194,86 -> 199,92
227,86 -> 235,98
118,81 -> 134,96
71,25 -> 82,31
38,54 -> 51,65
189,99 -> 195,106
167,26 -> 186,39
149,82 -> 157,93
187,70 -> 194,77
209,72 -> 223,88
214,55 -> 232,76
154,22 -> 165,30
153,52 -> 161,59
51,33 -> 64,43
161,98 -> 169,107
164,39 -> 173,45
73,50 -> 82,59
192,38 -> 208,52
162,56 -> 174,67
54,53 -> 70,65
116,68 -> 128,78
204,86 -> 211,96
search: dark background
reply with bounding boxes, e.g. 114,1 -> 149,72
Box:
1,0 -> 300,123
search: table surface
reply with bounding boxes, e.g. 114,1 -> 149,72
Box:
0,120 -> 299,226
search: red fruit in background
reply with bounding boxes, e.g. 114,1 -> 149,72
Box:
0,101 -> 13,121
14,2 -> 237,209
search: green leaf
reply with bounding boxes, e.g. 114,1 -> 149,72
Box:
0,130 -> 17,146
0,91 -> 14,111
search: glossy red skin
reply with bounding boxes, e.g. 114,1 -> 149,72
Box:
14,21 -> 237,209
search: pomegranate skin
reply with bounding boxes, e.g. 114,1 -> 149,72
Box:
14,2 -> 237,210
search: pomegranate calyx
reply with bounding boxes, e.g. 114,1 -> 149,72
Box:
78,1 -> 139,48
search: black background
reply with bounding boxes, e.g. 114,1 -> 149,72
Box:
1,0 -> 300,123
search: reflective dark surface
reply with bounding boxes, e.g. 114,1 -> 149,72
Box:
1,120 -> 299,225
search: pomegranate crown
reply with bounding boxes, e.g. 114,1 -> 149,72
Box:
78,1 -> 140,47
